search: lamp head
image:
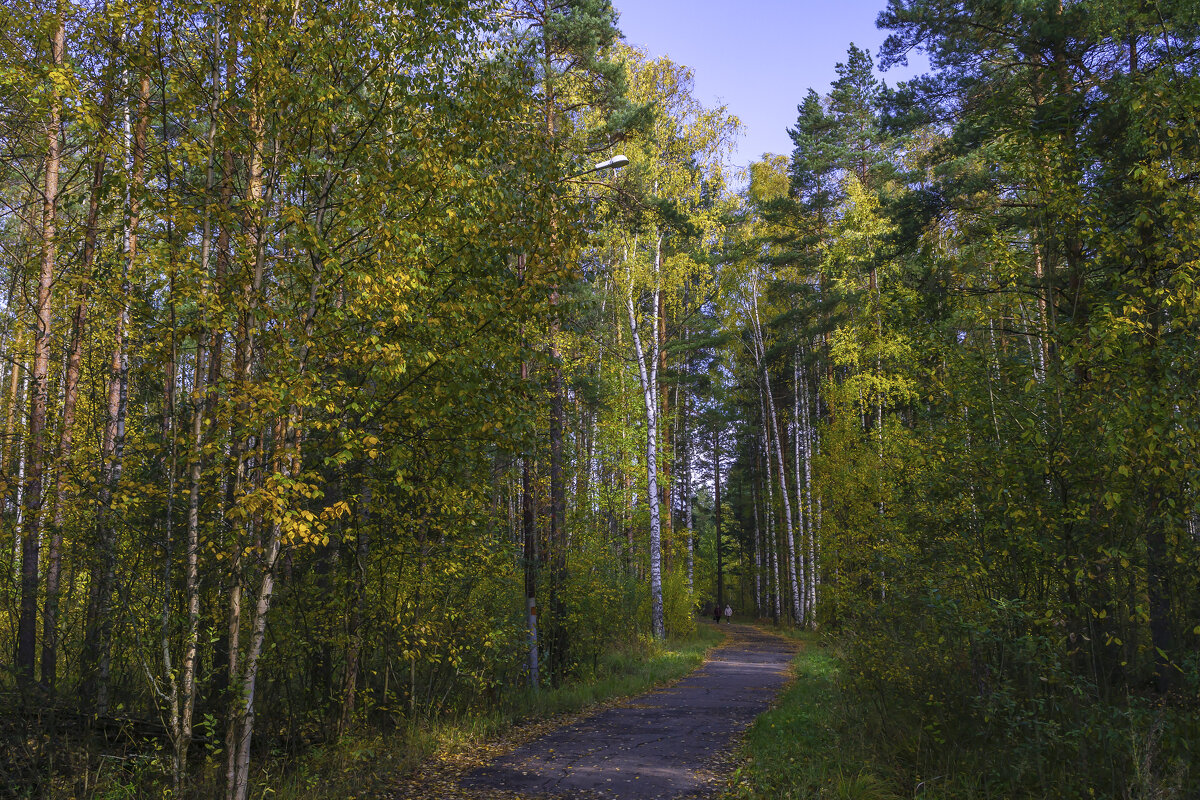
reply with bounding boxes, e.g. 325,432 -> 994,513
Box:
595,155 -> 629,171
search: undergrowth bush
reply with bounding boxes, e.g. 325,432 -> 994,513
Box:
663,565 -> 697,637
835,592 -> 1199,798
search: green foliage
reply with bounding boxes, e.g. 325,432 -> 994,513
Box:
561,530 -> 634,679
662,563 -> 697,637
726,3 -> 1200,796
0,0 -> 735,794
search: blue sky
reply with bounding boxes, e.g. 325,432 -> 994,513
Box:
614,0 -> 928,174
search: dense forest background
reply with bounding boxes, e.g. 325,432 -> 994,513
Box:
2,0 -> 1199,797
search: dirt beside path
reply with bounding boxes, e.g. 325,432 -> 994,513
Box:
456,623 -> 795,799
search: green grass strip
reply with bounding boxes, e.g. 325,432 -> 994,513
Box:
723,631 -> 893,800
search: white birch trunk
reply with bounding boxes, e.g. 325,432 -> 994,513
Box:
682,402 -> 693,593
765,382 -> 801,625
762,429 -> 781,621
800,359 -> 818,621
626,236 -> 664,639
13,364 -> 29,575
793,350 -> 811,625
752,296 -> 802,625
176,33 -> 221,778
231,516 -> 283,800
752,484 -> 762,616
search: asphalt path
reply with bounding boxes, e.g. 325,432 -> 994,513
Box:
460,623 -> 796,799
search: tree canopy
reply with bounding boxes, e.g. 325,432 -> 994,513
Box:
2,1 -> 1199,797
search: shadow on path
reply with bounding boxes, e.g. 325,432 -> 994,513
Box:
459,624 -> 796,799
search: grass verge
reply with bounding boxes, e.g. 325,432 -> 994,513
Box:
721,631 -> 894,800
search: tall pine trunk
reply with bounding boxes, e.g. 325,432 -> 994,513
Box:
44,138 -> 107,692
17,0 -> 64,684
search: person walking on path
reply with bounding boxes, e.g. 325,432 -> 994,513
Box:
724,604 -> 733,623
712,604 -> 721,624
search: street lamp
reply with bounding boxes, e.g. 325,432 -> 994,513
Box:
570,154 -> 629,179
525,152 -> 627,691
593,154 -> 629,171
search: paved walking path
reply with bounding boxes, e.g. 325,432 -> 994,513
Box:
460,624 -> 796,799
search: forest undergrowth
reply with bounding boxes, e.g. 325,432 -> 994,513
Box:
8,626 -> 721,800
726,627 -> 1196,800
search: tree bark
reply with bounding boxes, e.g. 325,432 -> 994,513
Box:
44,140 -> 107,692
231,451 -> 286,800
2,332 -> 23,485
17,0 -> 64,683
657,291 -> 671,542
683,394 -> 693,594
173,23 -> 223,782
799,357 -> 818,622
713,429 -> 723,616
90,39 -> 150,713
627,257 -> 665,639
517,255 -> 539,689
793,350 -> 810,625
340,486 -> 371,732
752,481 -> 762,617
752,296 -> 801,625
762,429 -> 781,623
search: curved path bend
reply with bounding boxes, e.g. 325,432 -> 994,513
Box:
461,623 -> 796,799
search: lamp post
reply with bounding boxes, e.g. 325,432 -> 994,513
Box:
527,153 -> 627,690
